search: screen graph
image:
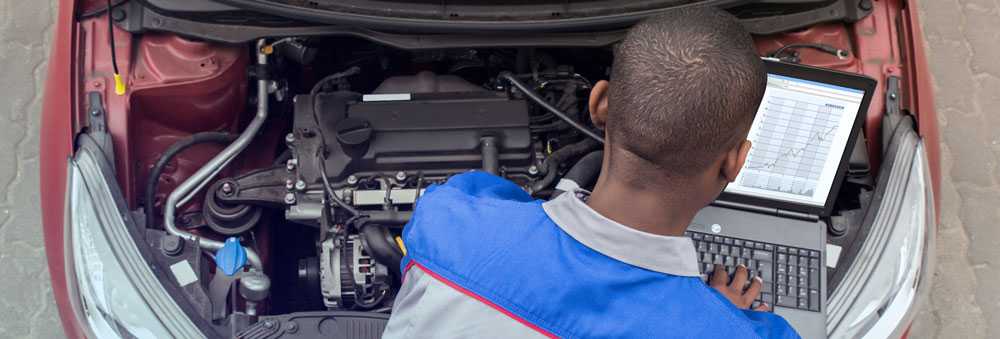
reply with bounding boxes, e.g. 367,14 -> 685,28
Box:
725,74 -> 865,207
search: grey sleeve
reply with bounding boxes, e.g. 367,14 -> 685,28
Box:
382,266 -> 549,339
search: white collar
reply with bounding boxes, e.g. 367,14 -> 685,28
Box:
542,190 -> 700,277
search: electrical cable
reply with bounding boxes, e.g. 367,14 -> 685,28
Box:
145,132 -> 235,229
317,149 -> 362,217
309,66 -> 362,96
768,43 -> 849,61
106,0 -> 126,95
499,72 -> 604,144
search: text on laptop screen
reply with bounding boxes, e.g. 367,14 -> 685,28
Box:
724,74 -> 865,207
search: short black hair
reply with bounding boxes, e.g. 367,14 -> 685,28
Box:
607,7 -> 766,177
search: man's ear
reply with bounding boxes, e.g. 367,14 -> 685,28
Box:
722,140 -> 752,182
589,80 -> 610,130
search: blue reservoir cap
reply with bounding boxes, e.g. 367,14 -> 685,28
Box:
215,237 -> 247,276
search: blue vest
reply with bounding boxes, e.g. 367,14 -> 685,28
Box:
401,172 -> 799,338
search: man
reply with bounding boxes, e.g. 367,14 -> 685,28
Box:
383,6 -> 799,338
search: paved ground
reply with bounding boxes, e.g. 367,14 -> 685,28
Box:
908,0 -> 1000,337
0,1 -> 993,338
0,0 -> 65,338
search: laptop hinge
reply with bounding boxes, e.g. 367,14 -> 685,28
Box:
775,209 -> 821,222
712,200 -> 778,215
713,201 -> 820,222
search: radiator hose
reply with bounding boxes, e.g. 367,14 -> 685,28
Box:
358,222 -> 404,281
531,138 -> 601,193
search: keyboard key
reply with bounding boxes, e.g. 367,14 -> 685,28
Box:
777,273 -> 786,285
742,248 -> 753,259
697,242 -> 707,252
755,242 -> 765,250
798,287 -> 808,298
764,244 -> 774,251
797,276 -> 807,287
777,253 -> 787,264
777,284 -> 788,296
723,237 -> 733,245
720,245 -> 730,255
713,254 -> 724,265
709,243 -> 719,254
724,256 -> 734,267
701,253 -> 712,263
761,293 -> 774,305
809,269 -> 820,289
799,266 -> 809,277
809,289 -> 820,311
776,264 -> 787,275
787,255 -> 797,266
809,258 -> 820,269
788,248 -> 799,256
758,262 -> 773,282
744,240 -> 755,248
810,250 -> 820,258
713,236 -> 723,243
776,295 -> 797,307
691,232 -> 703,240
733,239 -> 743,247
777,246 -> 787,253
797,297 -> 808,309
752,250 -> 773,261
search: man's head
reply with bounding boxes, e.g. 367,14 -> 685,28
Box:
589,7 -> 766,205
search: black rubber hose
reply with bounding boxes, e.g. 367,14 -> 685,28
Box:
562,150 -> 604,190
145,132 -> 235,229
480,136 -> 499,175
500,72 -> 604,144
531,138 -> 600,193
358,223 -> 404,280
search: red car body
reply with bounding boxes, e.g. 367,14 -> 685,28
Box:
40,0 -> 940,337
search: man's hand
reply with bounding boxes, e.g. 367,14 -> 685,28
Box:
709,264 -> 770,311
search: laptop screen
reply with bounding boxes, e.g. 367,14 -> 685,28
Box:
724,73 -> 866,207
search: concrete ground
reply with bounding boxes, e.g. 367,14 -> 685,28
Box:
0,1 -> 992,338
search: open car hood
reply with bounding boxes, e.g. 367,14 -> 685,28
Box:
146,0 -> 874,35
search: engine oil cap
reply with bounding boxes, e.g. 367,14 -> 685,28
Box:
215,237 -> 247,276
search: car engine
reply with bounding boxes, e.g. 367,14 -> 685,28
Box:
172,38 -> 609,320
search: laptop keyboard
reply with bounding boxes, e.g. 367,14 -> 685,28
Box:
686,231 -> 822,312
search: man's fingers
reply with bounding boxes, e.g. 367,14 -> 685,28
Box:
730,265 -> 749,290
710,264 -> 729,287
743,276 -> 764,305
753,302 -> 771,312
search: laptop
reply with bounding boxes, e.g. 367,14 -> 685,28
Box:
685,59 -> 876,338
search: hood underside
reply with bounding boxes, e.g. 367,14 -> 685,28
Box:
166,0 -> 874,34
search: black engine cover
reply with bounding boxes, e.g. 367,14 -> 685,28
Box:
291,91 -> 532,185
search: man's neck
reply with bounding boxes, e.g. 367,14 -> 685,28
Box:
586,175 -> 700,237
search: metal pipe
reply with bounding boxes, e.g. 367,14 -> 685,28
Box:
163,39 -> 270,270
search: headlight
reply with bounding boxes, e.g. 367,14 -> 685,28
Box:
68,140 -> 205,339
827,130 -> 936,338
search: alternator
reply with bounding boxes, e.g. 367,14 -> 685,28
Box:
319,234 -> 390,309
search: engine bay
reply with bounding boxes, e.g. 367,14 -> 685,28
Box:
136,37 -> 618,330
106,28 -> 884,336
